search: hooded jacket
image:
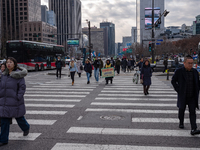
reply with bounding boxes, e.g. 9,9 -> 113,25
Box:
0,67 -> 27,118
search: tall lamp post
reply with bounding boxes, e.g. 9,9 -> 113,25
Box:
86,20 -> 91,59
152,0 -> 155,63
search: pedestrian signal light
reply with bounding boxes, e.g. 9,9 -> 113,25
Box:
149,44 -> 152,52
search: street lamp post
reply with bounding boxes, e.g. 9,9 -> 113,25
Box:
86,20 -> 91,60
152,0 -> 155,63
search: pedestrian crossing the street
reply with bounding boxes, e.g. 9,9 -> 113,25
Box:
57,75 -> 200,150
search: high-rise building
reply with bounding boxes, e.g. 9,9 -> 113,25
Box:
82,27 -> 105,56
49,0 -> 82,47
47,11 -> 56,26
136,0 -> 165,45
131,27 -> 137,43
122,36 -> 132,49
1,0 -> 41,40
41,5 -> 48,23
100,22 -> 115,56
193,15 -> 200,35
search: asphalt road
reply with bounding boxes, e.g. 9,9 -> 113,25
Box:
1,67 -> 200,150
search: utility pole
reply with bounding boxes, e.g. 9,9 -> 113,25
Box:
152,0 -> 155,63
88,21 -> 91,60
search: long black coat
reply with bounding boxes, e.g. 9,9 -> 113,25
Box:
171,67 -> 200,109
141,64 -> 152,86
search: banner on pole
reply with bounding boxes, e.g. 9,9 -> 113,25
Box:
101,67 -> 115,78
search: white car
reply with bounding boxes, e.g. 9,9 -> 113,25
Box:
0,60 -> 6,64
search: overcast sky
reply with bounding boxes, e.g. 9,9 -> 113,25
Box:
41,0 -> 200,42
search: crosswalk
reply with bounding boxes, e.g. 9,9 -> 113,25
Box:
51,75 -> 200,150
9,74 -> 98,142
8,71 -> 200,149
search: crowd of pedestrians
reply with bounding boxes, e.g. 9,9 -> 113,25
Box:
0,54 -> 200,147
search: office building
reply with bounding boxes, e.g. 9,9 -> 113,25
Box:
122,36 -> 132,49
41,5 -> 48,23
47,11 -> 56,26
82,27 -> 105,56
20,21 -> 57,44
1,0 -> 41,40
136,0 -> 165,45
131,27 -> 137,43
49,0 -> 82,47
193,15 -> 200,35
100,22 -> 115,56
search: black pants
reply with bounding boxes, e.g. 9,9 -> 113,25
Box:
143,85 -> 150,94
116,65 -> 120,74
100,69 -> 102,76
56,68 -> 62,78
178,97 -> 197,130
78,73 -> 81,77
163,66 -> 167,73
70,72 -> 75,82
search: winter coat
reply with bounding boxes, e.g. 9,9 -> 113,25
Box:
69,62 -> 78,72
84,63 -> 92,73
0,67 -> 27,118
141,64 -> 152,86
93,60 -> 100,69
128,60 -> 132,66
122,59 -> 127,67
163,59 -> 168,66
55,60 -> 63,69
99,60 -> 104,69
115,60 -> 121,66
110,59 -> 115,67
137,61 -> 144,70
171,67 -> 200,109
76,60 -> 83,73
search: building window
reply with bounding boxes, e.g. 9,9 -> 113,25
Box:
29,38 -> 32,41
38,38 -> 41,41
24,17 -> 27,20
24,34 -> 27,36
24,7 -> 27,10
34,38 -> 37,41
24,12 -> 27,15
30,28 -> 31,31
24,3 -> 27,6
25,28 -> 27,31
29,33 -> 32,36
39,27 -> 40,31
20,17 -> 23,20
25,38 -> 28,40
20,3 -> 23,6
34,27 -> 36,31
38,33 -> 41,36
20,8 -> 23,11
20,12 -> 23,15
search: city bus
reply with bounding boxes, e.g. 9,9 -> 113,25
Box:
6,40 -> 65,71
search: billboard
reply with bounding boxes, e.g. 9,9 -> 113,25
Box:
67,39 -> 79,47
145,7 -> 160,30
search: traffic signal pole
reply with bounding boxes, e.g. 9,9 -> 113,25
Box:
152,0 -> 155,63
88,21 -> 91,60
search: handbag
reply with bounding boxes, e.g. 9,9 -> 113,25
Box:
140,74 -> 144,84
80,65 -> 83,70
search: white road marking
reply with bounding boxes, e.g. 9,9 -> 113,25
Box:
131,118 -> 200,123
13,119 -> 57,125
67,127 -> 198,137
26,88 -> 94,91
51,143 -> 199,150
101,91 -> 176,94
25,104 -> 74,108
10,132 -> 41,141
26,111 -> 67,115
33,86 -> 97,88
25,94 -> 85,98
91,102 -> 175,107
85,108 -> 182,114
99,94 -> 177,97
26,91 -> 90,94
77,116 -> 83,121
104,88 -> 174,91
95,97 -> 176,101
25,99 -> 81,102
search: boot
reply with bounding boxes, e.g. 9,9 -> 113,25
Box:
143,86 -> 147,95
72,81 -> 74,86
146,86 -> 150,94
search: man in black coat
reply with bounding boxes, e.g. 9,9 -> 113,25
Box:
171,55 -> 200,135
55,56 -> 63,79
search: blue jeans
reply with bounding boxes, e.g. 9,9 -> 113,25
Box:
0,116 -> 30,143
86,72 -> 90,81
94,68 -> 99,81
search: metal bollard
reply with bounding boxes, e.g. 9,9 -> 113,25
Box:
167,69 -> 169,80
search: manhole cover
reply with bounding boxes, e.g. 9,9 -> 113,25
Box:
100,115 -> 124,121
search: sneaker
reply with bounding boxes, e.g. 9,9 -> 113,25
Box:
23,129 -> 29,136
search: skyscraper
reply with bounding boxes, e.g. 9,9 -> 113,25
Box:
136,0 -> 164,45
100,22 -> 115,56
49,0 -> 82,46
41,5 -> 48,23
1,0 -> 41,40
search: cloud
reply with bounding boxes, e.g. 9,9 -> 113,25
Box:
41,0 -> 200,42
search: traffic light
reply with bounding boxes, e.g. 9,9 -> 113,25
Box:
48,35 -> 55,37
164,10 -> 170,17
149,44 -> 152,52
